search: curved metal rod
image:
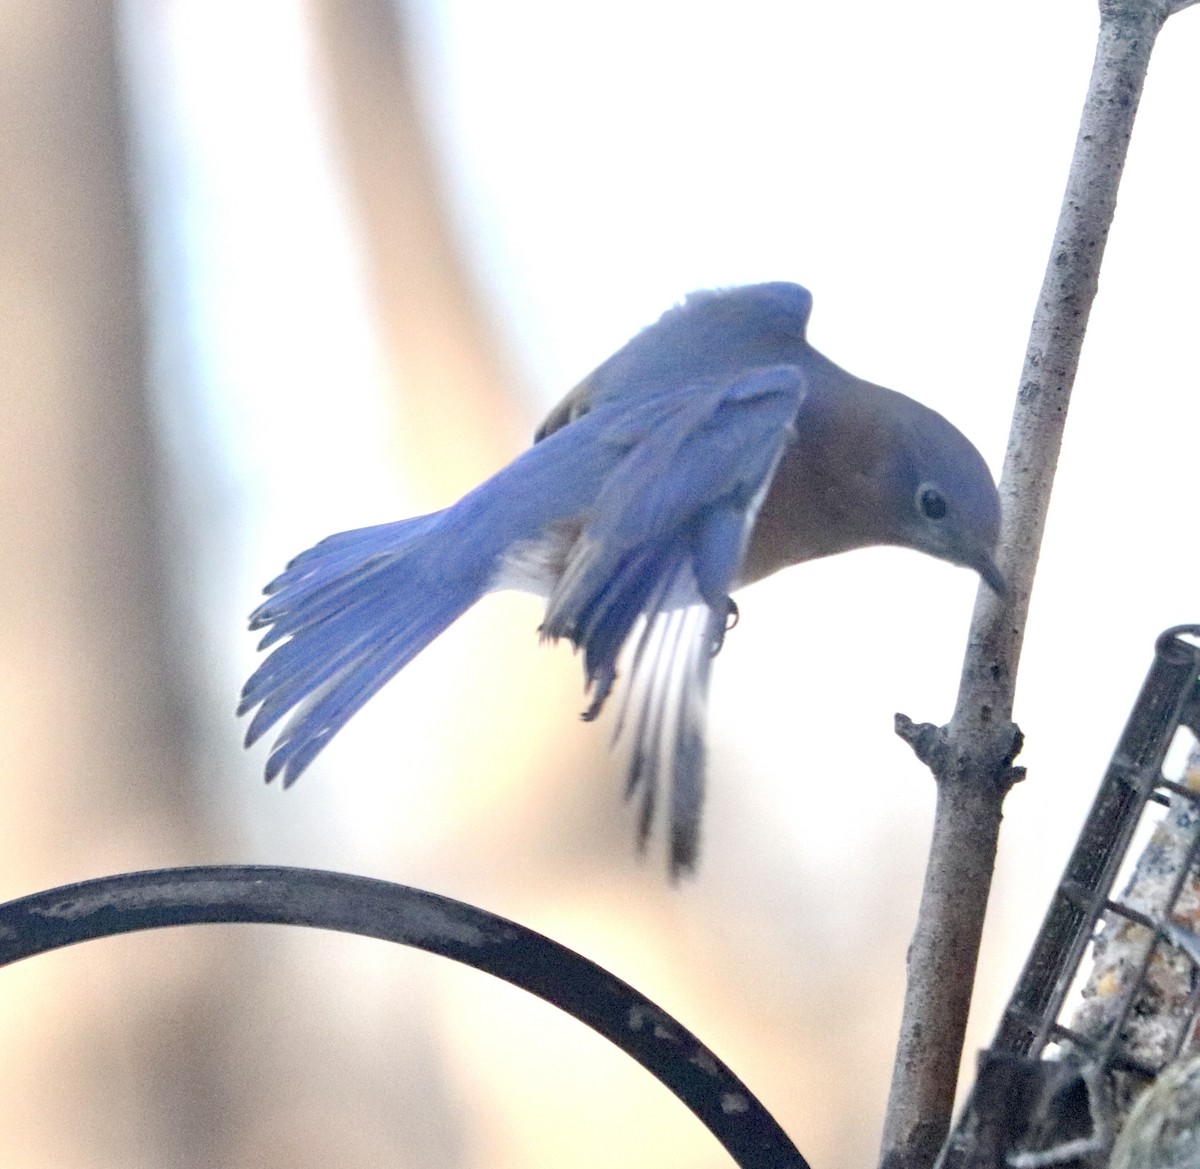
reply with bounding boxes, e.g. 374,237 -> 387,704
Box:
0,865 -> 807,1169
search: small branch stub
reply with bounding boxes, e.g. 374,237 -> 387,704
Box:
894,714 -> 945,771
894,713 -> 1027,793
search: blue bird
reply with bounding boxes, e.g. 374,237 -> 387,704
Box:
240,282 -> 1003,874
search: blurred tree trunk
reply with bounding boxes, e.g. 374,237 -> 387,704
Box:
307,0 -> 525,506
0,1 -> 232,1164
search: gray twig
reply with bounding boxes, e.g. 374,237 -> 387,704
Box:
878,2 -> 1187,1166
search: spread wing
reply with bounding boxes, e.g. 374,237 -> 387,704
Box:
540,365 -> 806,874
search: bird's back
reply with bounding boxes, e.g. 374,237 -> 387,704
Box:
536,283 -> 817,440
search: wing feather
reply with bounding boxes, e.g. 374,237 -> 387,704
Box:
542,366 -> 806,873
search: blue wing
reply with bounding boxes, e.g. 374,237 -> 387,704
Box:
540,365 -> 806,874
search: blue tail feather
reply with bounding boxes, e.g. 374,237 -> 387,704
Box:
252,560 -> 419,650
242,415 -> 636,785
240,511 -> 491,782
262,597 -> 468,786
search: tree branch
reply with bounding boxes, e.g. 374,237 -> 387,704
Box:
879,2 -> 1184,1165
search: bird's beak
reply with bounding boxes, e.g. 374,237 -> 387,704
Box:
974,550 -> 1007,596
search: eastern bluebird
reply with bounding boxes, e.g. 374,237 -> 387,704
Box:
240,282 -> 1003,873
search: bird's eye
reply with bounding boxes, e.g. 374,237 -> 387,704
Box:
917,485 -> 948,521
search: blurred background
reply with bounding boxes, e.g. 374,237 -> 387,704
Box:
0,1 -> 1197,1165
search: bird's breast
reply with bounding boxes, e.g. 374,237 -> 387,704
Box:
737,392 -> 902,585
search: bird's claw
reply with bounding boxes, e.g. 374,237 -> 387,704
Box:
709,598 -> 739,657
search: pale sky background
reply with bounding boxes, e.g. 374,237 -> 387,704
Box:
113,1 -> 1200,1165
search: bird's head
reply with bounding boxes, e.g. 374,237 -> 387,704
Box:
872,388 -> 1005,593
750,370 -> 1005,594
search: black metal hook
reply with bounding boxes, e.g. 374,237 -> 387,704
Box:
0,865 -> 808,1169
